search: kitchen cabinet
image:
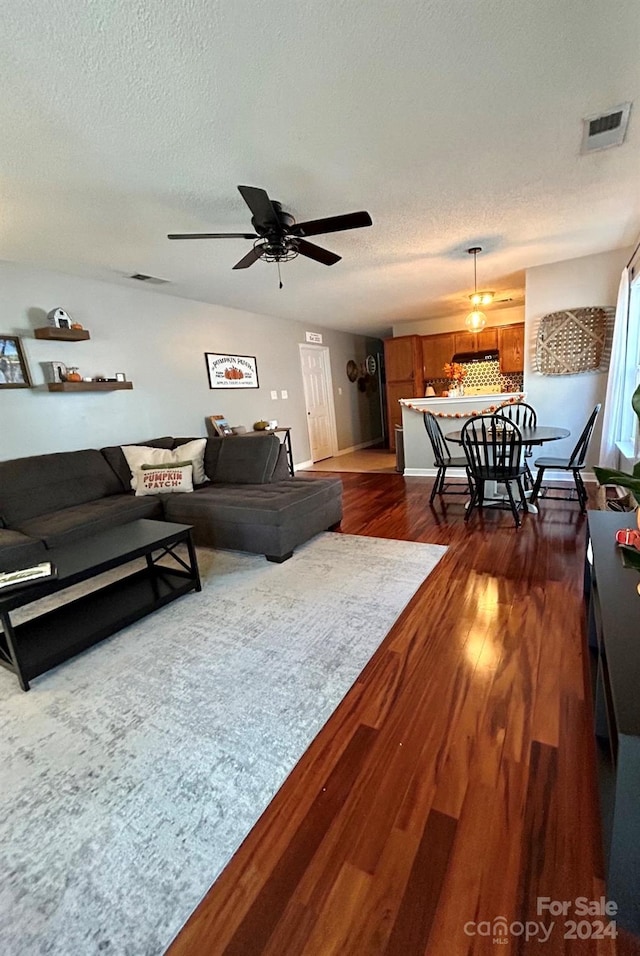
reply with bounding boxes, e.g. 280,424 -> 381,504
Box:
383,335 -> 423,450
453,327 -> 498,356
422,333 -> 455,381
498,324 -> 525,373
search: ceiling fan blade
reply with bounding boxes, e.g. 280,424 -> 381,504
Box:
291,210 -> 372,238
296,239 -> 341,266
237,186 -> 281,231
167,232 -> 257,240
232,246 -> 264,270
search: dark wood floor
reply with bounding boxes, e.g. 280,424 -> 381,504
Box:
168,474 -> 640,956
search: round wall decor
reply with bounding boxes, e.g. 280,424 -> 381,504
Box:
346,360 -> 359,382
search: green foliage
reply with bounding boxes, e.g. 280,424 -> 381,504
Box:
593,384 -> 640,501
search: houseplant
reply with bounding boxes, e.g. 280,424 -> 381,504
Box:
593,383 -> 640,507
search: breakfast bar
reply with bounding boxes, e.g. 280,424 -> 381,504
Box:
400,393 -> 524,475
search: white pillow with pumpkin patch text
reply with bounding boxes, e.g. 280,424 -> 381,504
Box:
122,438 -> 207,490
135,461 -> 194,496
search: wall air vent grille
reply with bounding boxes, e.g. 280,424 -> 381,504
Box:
581,102 -> 632,153
129,273 -> 169,284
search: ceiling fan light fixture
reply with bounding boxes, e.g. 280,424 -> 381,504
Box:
469,290 -> 494,306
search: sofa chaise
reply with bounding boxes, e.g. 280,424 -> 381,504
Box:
0,434 -> 343,570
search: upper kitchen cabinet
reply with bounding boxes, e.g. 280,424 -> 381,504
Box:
422,333 -> 455,381
453,327 -> 499,356
383,335 -> 423,450
498,324 -> 525,373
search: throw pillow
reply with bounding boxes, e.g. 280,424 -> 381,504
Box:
135,461 -> 194,497
121,438 -> 207,490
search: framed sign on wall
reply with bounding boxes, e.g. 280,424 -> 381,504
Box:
205,353 -> 259,389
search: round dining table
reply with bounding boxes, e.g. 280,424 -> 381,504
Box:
444,424 -> 571,514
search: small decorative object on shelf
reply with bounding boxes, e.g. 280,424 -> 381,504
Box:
253,420 -> 269,431
47,308 -> 73,330
43,361 -> 68,384
65,367 -> 82,382
115,372 -> 126,382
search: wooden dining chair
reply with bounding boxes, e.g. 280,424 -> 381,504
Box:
461,414 -> 529,528
423,412 -> 469,504
500,401 -> 537,488
529,404 -> 601,514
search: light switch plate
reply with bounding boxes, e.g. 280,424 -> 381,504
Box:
281,389 -> 288,399
270,390 -> 278,400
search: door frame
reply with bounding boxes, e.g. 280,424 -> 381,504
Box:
298,343 -> 339,462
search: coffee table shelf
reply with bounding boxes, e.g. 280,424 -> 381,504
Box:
0,520 -> 200,690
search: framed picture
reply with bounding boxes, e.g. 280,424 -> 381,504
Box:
0,335 -> 32,388
115,372 -> 126,382
207,415 -> 234,437
205,353 -> 259,389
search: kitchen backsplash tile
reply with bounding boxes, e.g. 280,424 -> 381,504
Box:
427,359 -> 523,396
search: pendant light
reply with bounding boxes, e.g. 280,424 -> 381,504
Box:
465,247 -> 492,331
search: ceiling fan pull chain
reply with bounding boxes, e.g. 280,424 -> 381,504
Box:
278,260 -> 283,290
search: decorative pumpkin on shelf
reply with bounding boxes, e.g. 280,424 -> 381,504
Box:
71,322 -> 84,330
253,420 -> 269,431
65,367 -> 82,382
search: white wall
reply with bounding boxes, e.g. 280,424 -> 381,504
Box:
0,261 -> 382,462
524,247 -> 631,470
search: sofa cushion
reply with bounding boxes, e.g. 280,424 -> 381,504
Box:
101,437 -> 176,490
0,450 -> 124,527
0,529 -> 47,571
15,494 -> 163,549
271,442 -> 290,482
121,439 -> 207,489
212,434 -> 280,484
163,477 -> 341,528
163,476 -> 342,557
136,462 -> 194,496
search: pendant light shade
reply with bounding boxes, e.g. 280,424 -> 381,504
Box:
465,309 -> 487,332
464,247 -> 488,331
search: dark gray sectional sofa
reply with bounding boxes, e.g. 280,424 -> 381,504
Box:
0,434 -> 343,569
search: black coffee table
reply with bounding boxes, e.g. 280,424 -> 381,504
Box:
0,519 -> 201,691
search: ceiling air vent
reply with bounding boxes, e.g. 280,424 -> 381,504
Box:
581,102 -> 632,153
129,273 -> 169,284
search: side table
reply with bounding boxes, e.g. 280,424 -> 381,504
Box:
585,510 -> 640,934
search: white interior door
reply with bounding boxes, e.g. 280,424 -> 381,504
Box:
299,345 -> 337,462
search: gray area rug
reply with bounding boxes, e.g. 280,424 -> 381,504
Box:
0,532 -> 446,955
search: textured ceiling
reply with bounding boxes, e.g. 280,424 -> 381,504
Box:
1,0 -> 639,336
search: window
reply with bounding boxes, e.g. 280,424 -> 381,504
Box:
620,275 -> 640,457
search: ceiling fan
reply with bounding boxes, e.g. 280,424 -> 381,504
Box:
168,185 -> 373,272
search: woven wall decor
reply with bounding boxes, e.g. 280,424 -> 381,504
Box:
535,306 -> 614,375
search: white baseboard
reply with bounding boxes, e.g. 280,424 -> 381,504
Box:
295,459 -> 314,470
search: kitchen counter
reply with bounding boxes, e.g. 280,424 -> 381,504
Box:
399,392 -> 525,474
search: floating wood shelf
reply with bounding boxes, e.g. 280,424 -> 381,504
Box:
47,382 -> 133,392
34,327 -> 91,341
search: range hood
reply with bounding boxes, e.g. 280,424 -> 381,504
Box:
452,348 -> 499,364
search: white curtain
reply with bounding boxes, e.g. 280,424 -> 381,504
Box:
598,267 -> 631,468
